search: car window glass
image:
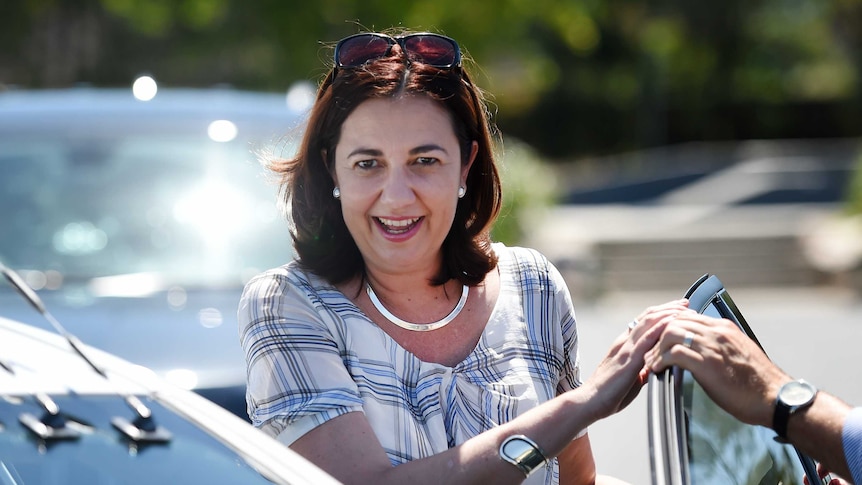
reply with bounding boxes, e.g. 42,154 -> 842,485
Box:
0,395 -> 284,485
682,302 -> 809,484
0,133 -> 292,287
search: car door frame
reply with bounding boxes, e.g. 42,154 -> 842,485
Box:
647,274 -> 823,485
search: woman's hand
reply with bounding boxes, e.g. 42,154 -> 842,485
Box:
580,299 -> 692,422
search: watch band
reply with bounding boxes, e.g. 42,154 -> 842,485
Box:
772,397 -> 792,441
499,435 -> 547,477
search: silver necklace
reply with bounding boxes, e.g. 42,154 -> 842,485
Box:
365,283 -> 469,332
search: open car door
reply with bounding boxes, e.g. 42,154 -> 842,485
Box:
647,274 -> 824,485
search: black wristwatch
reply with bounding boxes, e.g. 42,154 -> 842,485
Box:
772,379 -> 818,442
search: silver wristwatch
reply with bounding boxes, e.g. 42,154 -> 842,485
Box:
772,379 -> 818,442
499,435 -> 547,477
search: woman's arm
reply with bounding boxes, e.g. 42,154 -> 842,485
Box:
558,434 -> 597,485
292,393 -> 593,484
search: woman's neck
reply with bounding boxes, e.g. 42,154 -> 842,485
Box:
361,266 -> 464,326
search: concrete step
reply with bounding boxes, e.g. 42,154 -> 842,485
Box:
599,236 -> 819,290
524,202 -> 844,298
552,235 -> 824,298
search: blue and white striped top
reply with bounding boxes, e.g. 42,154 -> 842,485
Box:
239,244 -> 583,483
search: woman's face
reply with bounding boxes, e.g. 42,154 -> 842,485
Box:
332,96 -> 476,278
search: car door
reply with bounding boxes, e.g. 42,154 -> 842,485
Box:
647,274 -> 824,485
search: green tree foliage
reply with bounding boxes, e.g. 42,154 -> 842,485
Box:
492,139 -> 560,245
2,0 -> 861,159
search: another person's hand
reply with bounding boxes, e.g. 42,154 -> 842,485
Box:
580,299 -> 692,422
644,312 -> 789,428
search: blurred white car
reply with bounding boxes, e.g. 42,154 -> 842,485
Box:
0,86 -> 309,418
0,263 -> 337,484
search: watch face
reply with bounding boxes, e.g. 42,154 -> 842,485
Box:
780,380 -> 817,406
502,438 -> 534,460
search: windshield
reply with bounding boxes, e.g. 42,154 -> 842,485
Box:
0,129 -> 294,290
0,395 -> 288,484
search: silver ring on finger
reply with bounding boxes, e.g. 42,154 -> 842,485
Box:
682,331 -> 695,349
627,319 -> 639,332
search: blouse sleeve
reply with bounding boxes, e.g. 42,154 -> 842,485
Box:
843,407 -> 862,485
541,251 -> 586,441
238,268 -> 364,445
549,259 -> 581,395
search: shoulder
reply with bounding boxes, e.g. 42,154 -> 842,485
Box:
238,260 -> 349,343
493,243 -> 574,306
239,260 -> 336,324
493,243 -> 557,278
242,260 -> 324,299
493,242 -> 552,265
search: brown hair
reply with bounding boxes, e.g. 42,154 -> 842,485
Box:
269,32 -> 502,286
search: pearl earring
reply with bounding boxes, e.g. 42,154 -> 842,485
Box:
332,187 -> 341,199
458,186 -> 466,199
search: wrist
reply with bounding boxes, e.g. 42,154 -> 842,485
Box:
785,392 -> 850,440
499,435 -> 547,477
755,370 -> 793,428
569,383 -> 605,426
772,379 -> 818,442
759,380 -> 784,427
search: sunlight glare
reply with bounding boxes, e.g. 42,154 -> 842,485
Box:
132,76 -> 158,101
207,119 -> 238,142
173,180 -> 253,245
286,81 -> 315,113
165,369 -> 199,390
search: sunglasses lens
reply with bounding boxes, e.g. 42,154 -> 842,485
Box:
402,35 -> 459,67
336,35 -> 392,68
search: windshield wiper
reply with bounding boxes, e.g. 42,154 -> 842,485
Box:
0,261 -> 171,443
0,309 -> 81,440
18,392 -> 84,440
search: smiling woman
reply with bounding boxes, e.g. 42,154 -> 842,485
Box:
332,96 -> 474,280
238,29 -> 689,485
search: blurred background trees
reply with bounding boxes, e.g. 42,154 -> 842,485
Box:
2,0 -> 861,161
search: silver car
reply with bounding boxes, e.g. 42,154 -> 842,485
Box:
0,86 -> 306,418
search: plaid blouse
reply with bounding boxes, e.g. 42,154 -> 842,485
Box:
239,244 -> 582,484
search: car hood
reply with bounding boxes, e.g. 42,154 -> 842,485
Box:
0,287 -> 246,390
0,314 -> 342,485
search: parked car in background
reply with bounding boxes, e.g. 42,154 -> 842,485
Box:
0,263 -> 338,484
0,84 -> 312,418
